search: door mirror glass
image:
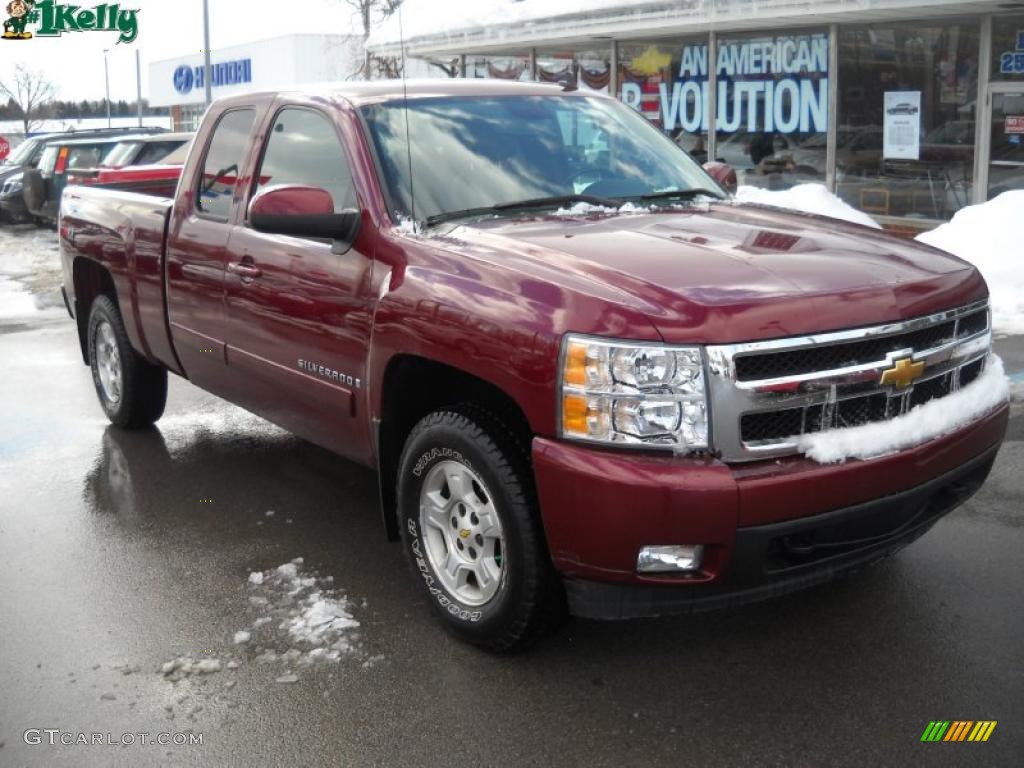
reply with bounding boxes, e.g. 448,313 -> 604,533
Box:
249,184 -> 361,244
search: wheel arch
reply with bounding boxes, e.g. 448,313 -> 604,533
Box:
72,257 -> 118,365
375,354 -> 535,541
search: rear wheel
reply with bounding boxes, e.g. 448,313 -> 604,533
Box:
397,406 -> 564,651
87,295 -> 167,428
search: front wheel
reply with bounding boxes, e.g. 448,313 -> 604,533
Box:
397,407 -> 564,651
87,295 -> 167,428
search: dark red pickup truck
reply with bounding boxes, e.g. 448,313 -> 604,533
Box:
59,80 -> 1008,650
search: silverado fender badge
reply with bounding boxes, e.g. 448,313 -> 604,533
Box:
880,357 -> 925,389
297,359 -> 361,389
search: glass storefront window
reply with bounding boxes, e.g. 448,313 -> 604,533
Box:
837,22 -> 980,222
466,54 -> 531,81
537,49 -> 611,94
617,40 -> 710,161
716,30 -> 829,189
993,18 -> 1024,78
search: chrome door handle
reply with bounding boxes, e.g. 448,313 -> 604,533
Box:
227,262 -> 263,279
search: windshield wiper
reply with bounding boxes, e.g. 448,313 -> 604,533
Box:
425,194 -> 620,228
638,188 -> 726,202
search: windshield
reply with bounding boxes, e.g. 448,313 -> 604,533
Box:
361,94 -> 721,224
4,137 -> 39,166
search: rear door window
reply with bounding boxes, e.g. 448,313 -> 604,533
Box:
197,109 -> 256,220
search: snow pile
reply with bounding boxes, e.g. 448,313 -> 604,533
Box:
734,183 -> 882,229
915,191 -> 1024,335
159,657 -> 225,680
242,558 -> 362,664
798,355 -> 1009,464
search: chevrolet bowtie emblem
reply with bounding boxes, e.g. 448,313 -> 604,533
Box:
880,357 -> 925,388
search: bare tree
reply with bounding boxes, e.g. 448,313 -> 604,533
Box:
340,0 -> 404,79
0,64 -> 56,134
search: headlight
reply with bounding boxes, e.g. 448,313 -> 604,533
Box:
2,179 -> 21,195
559,334 -> 709,452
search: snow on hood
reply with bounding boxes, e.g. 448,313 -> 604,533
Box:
798,355 -> 1009,464
915,191 -> 1024,335
734,184 -> 881,229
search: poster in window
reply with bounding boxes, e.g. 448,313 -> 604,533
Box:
883,91 -> 921,160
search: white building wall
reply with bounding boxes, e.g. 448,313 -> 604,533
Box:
149,34 -> 365,108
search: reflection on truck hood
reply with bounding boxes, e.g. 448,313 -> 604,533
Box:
442,202 -> 986,344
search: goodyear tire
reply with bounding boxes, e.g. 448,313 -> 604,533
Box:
87,295 -> 168,428
397,406 -> 564,651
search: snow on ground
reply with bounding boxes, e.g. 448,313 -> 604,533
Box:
798,355 -> 1009,464
734,183 -> 882,229
0,226 -> 63,319
915,191 -> 1024,336
160,559 -> 369,685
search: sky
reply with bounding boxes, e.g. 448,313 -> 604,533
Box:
0,0 -> 364,102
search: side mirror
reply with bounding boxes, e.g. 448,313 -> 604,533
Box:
249,184 -> 361,246
702,161 -> 737,195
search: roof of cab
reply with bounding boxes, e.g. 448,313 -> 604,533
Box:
211,78 -> 604,110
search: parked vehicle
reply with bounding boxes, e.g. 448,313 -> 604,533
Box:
22,136 -> 126,225
98,132 -> 193,171
59,81 -> 1007,650
0,127 -> 165,224
89,139 -> 191,198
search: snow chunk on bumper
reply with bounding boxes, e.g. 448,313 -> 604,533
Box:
798,355 -> 1009,464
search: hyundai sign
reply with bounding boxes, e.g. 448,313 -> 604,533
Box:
173,59 -> 253,95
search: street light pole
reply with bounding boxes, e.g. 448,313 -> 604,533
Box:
136,49 -> 143,128
202,0 -> 212,107
103,49 -> 112,128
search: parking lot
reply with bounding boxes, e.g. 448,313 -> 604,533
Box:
0,224 -> 1021,767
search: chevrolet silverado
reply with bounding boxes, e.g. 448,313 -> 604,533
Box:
59,80 -> 1008,650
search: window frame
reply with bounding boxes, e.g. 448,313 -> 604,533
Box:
193,107 -> 258,224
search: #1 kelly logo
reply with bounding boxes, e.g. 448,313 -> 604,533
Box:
2,0 -> 139,43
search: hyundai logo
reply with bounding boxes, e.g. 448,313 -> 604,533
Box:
173,65 -> 194,95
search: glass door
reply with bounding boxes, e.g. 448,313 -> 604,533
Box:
983,84 -> 1024,199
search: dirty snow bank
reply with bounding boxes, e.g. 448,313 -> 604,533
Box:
798,356 -> 1009,464
734,183 -> 882,229
915,191 -> 1024,335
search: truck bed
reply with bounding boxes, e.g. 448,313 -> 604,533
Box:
60,186 -> 180,373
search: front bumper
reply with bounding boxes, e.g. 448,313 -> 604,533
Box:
532,402 -> 1008,619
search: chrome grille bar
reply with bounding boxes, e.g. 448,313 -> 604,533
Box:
705,301 -> 991,462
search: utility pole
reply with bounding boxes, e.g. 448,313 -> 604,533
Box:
202,0 -> 212,106
136,49 -> 143,127
103,49 -> 112,128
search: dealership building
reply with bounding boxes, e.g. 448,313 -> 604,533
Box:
149,34 -> 366,132
369,0 -> 1024,232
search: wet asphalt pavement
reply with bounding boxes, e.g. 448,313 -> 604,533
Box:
0,226 -> 1022,767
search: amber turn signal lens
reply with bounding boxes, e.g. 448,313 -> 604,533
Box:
564,341 -> 588,387
562,393 -> 590,435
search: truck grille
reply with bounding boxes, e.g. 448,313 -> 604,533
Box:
733,306 -> 988,381
706,301 -> 991,462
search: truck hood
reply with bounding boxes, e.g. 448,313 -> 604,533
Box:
441,202 -> 986,343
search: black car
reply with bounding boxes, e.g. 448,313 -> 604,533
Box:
0,127 -> 166,225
